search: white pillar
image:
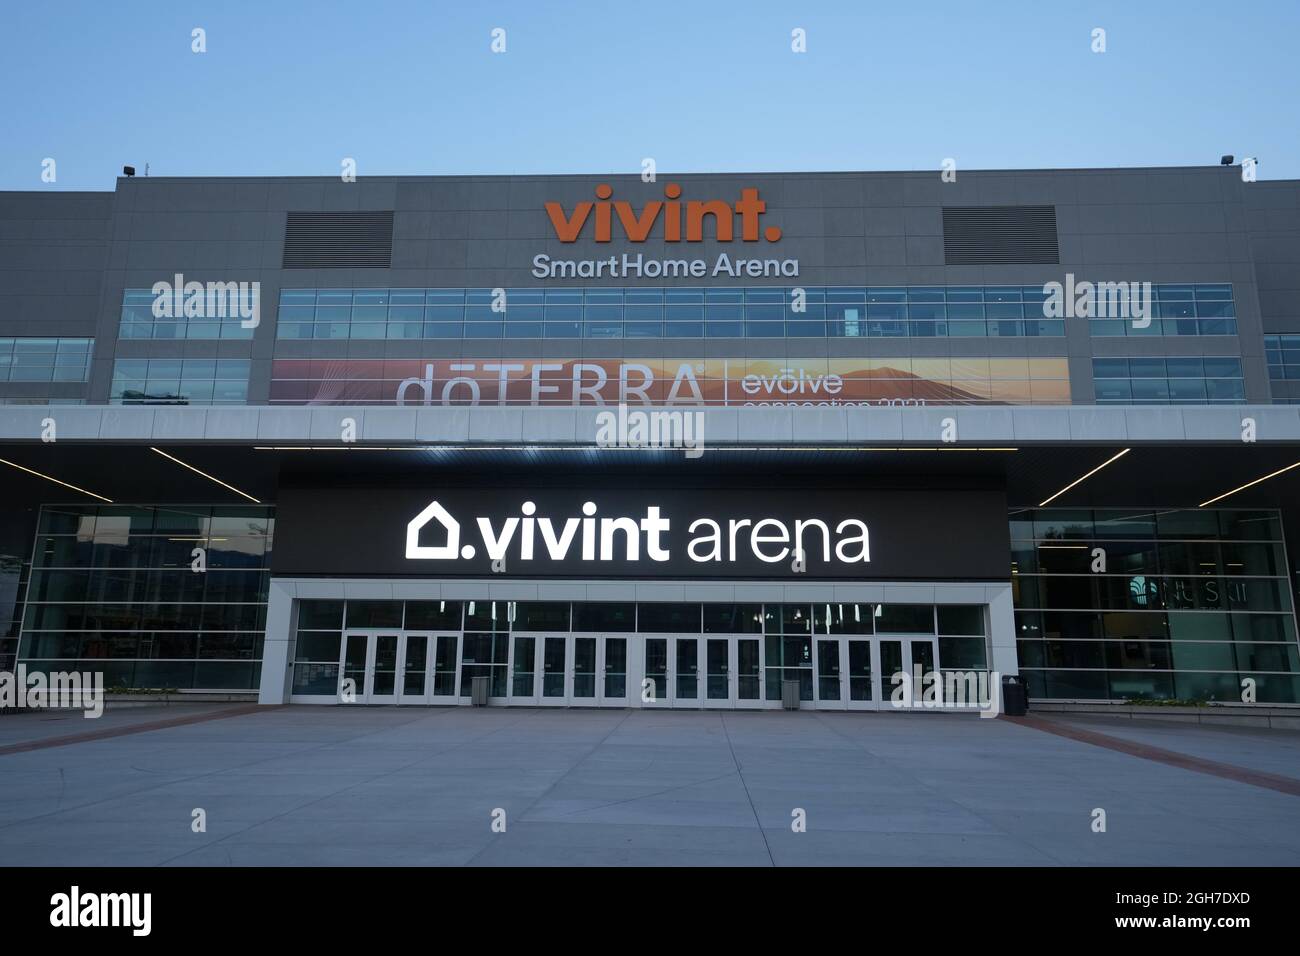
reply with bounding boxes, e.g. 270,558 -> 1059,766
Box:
987,583 -> 1018,677
258,580 -> 295,704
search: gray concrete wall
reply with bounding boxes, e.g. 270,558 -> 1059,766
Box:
2,166 -> 1291,406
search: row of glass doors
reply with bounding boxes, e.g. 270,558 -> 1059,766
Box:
336,631 -> 942,710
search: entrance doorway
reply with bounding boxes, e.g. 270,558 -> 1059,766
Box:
340,631 -> 460,704
508,635 -> 629,706
809,635 -> 939,711
640,635 -> 765,708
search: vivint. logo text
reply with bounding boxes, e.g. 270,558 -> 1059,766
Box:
545,183 -> 781,243
151,273 -> 259,328
1,666 -> 103,718
1043,273 -> 1152,327
406,500 -> 870,566
595,404 -> 703,458
50,886 -> 151,936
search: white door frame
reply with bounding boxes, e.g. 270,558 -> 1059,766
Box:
568,634 -> 601,707
702,635 -> 734,709
396,631 -> 429,705
507,633 -> 540,705
398,631 -> 462,705
536,634 -> 569,707
598,634 -> 631,707
426,631 -> 461,704
670,634 -> 703,709
844,636 -> 878,711
641,634 -> 673,707
339,630 -> 402,705
812,635 -> 846,710
877,634 -> 940,712
732,634 -> 766,710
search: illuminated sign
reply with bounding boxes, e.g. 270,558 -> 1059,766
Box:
405,498 -> 869,568
268,358 -> 1071,407
272,488 -> 1013,581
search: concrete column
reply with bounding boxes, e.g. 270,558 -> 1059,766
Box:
987,583 -> 1018,678
258,580 -> 295,704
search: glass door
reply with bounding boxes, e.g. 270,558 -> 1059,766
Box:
704,638 -> 732,708
509,635 -> 538,705
734,637 -> 764,709
672,636 -> 702,708
601,637 -> 629,706
570,636 -> 599,707
879,637 -> 939,711
813,638 -> 844,710
340,632 -> 401,705
368,633 -> 400,704
643,637 -> 671,706
538,635 -> 568,707
340,632 -> 367,703
845,638 -> 876,711
429,633 -> 460,703
397,633 -> 429,704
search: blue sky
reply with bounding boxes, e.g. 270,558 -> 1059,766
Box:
2,0 -> 1297,189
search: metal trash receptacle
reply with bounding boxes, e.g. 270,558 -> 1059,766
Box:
471,676 -> 491,707
1000,675 -> 1027,716
781,679 -> 801,710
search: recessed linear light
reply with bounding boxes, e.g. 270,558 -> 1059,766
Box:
250,444 -> 1020,453
1199,460 -> 1300,508
0,457 -> 113,503
149,448 -> 261,504
1037,448 -> 1131,507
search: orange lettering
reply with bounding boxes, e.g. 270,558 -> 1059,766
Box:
613,201 -> 663,242
686,200 -> 734,242
544,201 -> 593,243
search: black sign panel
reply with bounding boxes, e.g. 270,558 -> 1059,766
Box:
272,486 -> 1010,581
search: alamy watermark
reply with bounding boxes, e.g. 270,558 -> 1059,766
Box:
50,886 -> 150,935
890,666 -> 1002,718
150,273 -> 260,328
1043,273 -> 1152,328
1,665 -> 104,718
595,403 -> 704,458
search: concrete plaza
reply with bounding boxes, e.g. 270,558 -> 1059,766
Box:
1,705 -> 1298,866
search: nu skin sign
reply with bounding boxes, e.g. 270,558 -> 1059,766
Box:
272,487 -> 1011,581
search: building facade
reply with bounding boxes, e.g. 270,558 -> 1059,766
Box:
1,165 -> 1298,709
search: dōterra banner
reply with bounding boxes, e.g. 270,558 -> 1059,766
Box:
269,357 -> 1070,406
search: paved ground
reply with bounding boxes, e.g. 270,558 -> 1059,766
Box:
1,705 -> 1298,866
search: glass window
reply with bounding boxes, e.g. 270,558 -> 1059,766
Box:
937,605 -> 985,635
636,603 -> 702,632
702,604 -> 763,633
875,604 -> 935,633
815,602 -> 874,634
571,602 -> 636,632
345,600 -> 402,629
512,602 -> 571,631
404,600 -> 462,630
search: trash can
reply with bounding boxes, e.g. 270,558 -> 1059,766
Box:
781,679 -> 801,711
471,676 -> 491,707
1001,675 -> 1027,716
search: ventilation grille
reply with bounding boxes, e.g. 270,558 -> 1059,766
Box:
283,211 -> 394,269
942,205 -> 1059,264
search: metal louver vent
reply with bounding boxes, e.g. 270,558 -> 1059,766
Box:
283,211 -> 394,269
942,205 -> 1059,264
